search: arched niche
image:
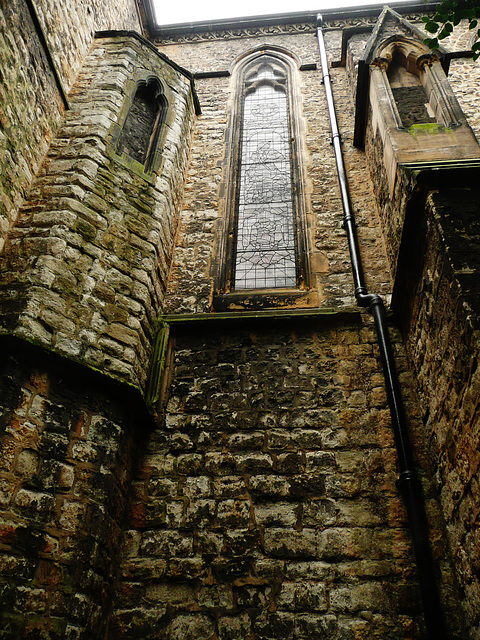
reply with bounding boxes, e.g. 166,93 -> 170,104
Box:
371,37 -> 461,130
110,75 -> 168,178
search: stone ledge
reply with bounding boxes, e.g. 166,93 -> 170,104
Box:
163,306 -> 363,327
0,332 -> 153,425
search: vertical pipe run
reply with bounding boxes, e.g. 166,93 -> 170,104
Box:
316,15 -> 446,640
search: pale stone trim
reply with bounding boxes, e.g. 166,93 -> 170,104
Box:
367,34 -> 480,189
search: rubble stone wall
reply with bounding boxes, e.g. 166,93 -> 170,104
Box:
0,0 -> 64,250
110,316 -> 461,640
0,345 -> 141,639
405,190 -> 480,638
363,34 -> 480,635
34,0 -> 142,93
448,58 -> 480,143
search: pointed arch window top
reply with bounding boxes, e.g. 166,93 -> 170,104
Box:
116,78 -> 167,170
109,75 -> 168,181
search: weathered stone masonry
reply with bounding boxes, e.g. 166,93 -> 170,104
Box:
0,32 -> 196,391
354,12 -> 480,637
0,0 -> 142,250
1,1 -> 480,638
0,13 -> 197,637
109,315 -> 461,639
0,343 -> 143,638
402,187 -> 480,634
161,28 -> 393,315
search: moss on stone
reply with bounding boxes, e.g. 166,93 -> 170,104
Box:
408,123 -> 453,137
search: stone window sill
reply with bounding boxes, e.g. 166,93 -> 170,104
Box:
108,150 -> 157,184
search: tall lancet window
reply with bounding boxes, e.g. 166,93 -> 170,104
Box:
214,49 -> 310,309
235,56 -> 297,290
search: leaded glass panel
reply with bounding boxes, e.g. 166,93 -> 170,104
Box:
234,58 -> 296,290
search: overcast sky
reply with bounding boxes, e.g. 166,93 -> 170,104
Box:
154,0 -> 410,26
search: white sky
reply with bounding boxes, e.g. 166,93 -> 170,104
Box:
154,0 -> 410,26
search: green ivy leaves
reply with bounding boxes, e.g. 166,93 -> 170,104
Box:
422,0 -> 480,60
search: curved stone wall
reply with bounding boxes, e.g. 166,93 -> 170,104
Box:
0,33 -> 196,393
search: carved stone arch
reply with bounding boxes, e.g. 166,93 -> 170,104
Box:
213,46 -> 313,310
373,36 -> 430,70
353,4 -> 480,197
109,72 -> 170,179
228,44 -> 302,74
371,35 -> 460,129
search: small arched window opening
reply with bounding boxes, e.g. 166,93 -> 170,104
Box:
115,78 -> 167,171
387,49 -> 436,128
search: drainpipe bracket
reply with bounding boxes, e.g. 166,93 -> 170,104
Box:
341,218 -> 358,230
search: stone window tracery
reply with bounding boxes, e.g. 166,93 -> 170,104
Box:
235,57 -> 297,290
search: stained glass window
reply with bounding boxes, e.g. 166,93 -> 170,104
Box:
234,58 -> 297,290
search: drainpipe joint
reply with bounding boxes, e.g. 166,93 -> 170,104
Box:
355,289 -> 383,313
396,469 -> 421,492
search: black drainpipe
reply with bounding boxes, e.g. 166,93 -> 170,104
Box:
316,15 -> 446,640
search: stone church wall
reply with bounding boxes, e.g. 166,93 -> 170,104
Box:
0,4 -> 479,639
0,20 -> 197,638
366,111 -> 480,634
359,19 -> 480,637
157,28 -> 392,314
33,0 -> 142,92
109,315 -> 461,639
0,345 -> 142,638
436,20 -> 480,143
0,33 -> 196,392
402,187 -> 480,635
0,0 -> 142,251
105,21 -> 466,640
449,58 -> 480,142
